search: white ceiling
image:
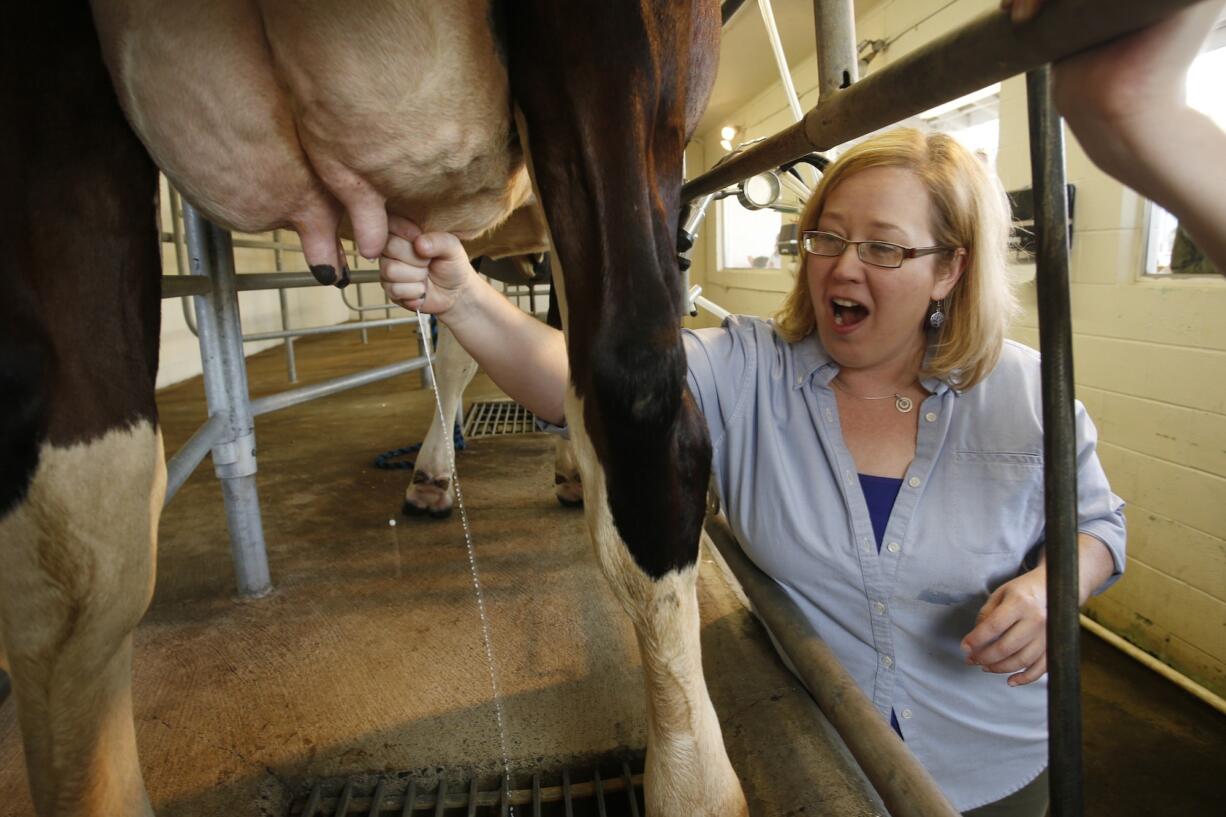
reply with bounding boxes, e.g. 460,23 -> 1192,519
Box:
697,0 -> 884,139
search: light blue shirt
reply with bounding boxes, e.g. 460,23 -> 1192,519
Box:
683,315 -> 1126,811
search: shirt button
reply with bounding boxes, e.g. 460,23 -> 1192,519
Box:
925,412 -> 937,422
881,655 -> 894,668
887,542 -> 901,554
908,476 -> 921,488
902,708 -> 913,719
872,601 -> 886,615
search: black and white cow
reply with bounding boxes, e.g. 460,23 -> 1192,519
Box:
0,2 -> 742,815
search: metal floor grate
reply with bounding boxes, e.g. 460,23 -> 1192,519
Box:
463,400 -> 540,439
286,754 -> 645,817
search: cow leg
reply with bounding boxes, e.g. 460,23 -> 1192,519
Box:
508,4 -> 745,815
1,5 -> 163,815
404,323 -> 478,519
553,438 -> 584,508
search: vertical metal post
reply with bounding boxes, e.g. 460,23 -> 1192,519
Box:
357,280 -> 369,344
813,0 -> 859,99
272,229 -> 298,383
184,204 -> 272,598
1026,66 -> 1081,817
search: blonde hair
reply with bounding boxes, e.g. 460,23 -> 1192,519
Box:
775,128 -> 1017,391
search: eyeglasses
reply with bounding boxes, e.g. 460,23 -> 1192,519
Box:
801,229 -> 954,269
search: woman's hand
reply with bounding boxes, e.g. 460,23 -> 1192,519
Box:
961,566 -> 1049,687
379,215 -> 477,317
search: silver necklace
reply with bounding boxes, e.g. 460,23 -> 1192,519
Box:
832,376 -> 915,413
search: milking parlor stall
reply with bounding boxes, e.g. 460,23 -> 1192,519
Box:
2,1 -> 1221,816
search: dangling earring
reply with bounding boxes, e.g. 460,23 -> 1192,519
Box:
929,298 -> 945,329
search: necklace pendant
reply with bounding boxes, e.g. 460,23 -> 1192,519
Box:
895,395 -> 914,413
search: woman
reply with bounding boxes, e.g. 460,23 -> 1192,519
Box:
378,129 -> 1125,815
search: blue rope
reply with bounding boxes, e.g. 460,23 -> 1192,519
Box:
372,422 -> 467,470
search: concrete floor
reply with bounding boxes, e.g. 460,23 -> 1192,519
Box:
1,323 -> 1223,816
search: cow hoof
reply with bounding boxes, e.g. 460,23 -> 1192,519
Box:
402,500 -> 454,520
556,494 -> 584,509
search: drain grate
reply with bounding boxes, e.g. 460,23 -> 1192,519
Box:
286,754 -> 645,817
463,400 -> 540,439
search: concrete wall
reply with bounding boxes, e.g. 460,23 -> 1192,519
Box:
686,0 -> 1225,695
156,175 -> 388,389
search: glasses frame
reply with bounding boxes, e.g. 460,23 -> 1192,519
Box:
800,229 -> 955,269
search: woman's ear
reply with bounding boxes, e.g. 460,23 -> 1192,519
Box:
932,247 -> 968,300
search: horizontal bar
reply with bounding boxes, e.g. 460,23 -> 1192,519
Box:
249,356 -> 429,417
694,295 -> 730,321
704,514 -> 960,817
682,0 -> 1200,200
163,412 -> 228,505
161,269 -> 382,299
241,315 -> 419,343
161,231 -> 308,253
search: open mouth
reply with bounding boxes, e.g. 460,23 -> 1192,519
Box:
832,297 -> 869,328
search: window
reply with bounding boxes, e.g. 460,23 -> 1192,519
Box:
720,195 -> 784,269
1145,40 -> 1226,276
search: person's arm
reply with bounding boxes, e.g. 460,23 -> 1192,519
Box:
960,534 -> 1116,686
1006,0 -> 1226,272
379,216 -> 569,425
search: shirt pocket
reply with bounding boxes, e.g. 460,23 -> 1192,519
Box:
948,451 -> 1044,555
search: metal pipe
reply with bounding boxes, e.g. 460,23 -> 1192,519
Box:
686,286 -> 733,322
167,187 -> 201,338
1080,615 -> 1226,717
1027,66 -> 1081,817
249,356 -> 429,417
271,229 -> 298,383
814,0 -> 858,99
704,515 -> 960,817
683,0 -> 1201,201
241,315 -> 420,343
163,411 -> 228,505
162,268 -> 383,299
356,281 -> 369,344
183,204 -> 271,598
758,0 -> 804,122
161,232 -> 307,253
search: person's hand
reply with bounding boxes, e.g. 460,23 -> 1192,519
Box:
1002,0 -> 1224,171
961,567 -> 1049,687
379,215 -> 476,316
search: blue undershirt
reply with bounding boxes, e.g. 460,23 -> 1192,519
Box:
858,473 -> 905,739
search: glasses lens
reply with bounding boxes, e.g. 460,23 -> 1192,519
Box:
859,241 -> 904,268
805,232 -> 845,256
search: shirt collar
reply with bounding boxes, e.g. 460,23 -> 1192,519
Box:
786,327 -> 954,396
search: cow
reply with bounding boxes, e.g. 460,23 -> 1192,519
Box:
404,254 -> 585,518
0,2 -> 744,816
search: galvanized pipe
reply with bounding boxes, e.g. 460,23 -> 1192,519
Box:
249,356 -> 429,417
814,0 -> 858,98
1027,66 -> 1082,817
704,515 -> 960,817
183,204 -> 271,598
241,315 -> 420,343
683,0 -> 1201,201
163,411 -> 228,504
272,229 -> 299,383
162,268 -> 383,299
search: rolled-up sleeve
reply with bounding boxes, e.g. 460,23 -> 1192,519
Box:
1074,398 -> 1127,593
683,317 -> 758,452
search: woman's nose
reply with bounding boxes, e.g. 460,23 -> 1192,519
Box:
829,243 -> 864,281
